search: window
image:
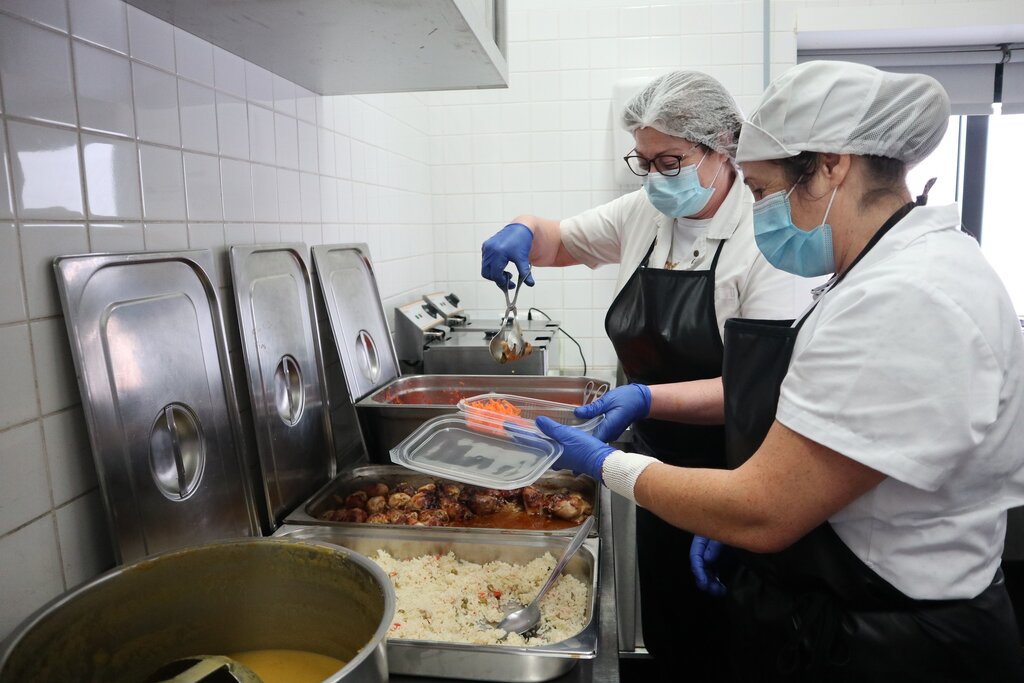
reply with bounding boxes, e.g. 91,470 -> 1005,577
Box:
906,115 -> 964,207
980,113 -> 1024,314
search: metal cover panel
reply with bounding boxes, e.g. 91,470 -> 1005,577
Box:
54,251 -> 260,564
230,244 -> 335,527
311,244 -> 399,402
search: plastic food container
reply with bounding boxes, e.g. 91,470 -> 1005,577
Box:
457,393 -> 604,435
390,413 -> 563,489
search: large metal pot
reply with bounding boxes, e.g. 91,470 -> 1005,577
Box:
0,538 -> 394,683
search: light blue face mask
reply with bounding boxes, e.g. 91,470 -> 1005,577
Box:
752,185 -> 839,277
643,152 -> 724,218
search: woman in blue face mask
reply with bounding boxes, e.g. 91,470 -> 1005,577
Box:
480,70 -> 802,681
634,136 -> 726,219
536,60 -> 1024,681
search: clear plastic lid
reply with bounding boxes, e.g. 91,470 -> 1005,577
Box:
390,413 -> 563,490
456,393 -> 604,435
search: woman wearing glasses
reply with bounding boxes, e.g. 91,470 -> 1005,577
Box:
480,70 -> 798,680
534,62 -> 1024,681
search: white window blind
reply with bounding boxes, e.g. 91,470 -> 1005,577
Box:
799,43 -> 1024,116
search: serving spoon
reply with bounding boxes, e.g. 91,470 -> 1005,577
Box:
497,514 -> 595,636
488,272 -> 528,363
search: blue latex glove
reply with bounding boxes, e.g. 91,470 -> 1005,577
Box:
574,384 -> 651,443
481,223 -> 536,290
690,535 -> 727,597
535,416 -> 615,483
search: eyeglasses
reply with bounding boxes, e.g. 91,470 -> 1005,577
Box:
623,146 -> 700,177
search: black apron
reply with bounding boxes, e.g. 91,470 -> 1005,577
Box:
722,202 -> 1024,682
605,237 -> 731,677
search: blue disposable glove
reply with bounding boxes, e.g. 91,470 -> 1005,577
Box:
535,416 -> 615,483
481,223 -> 536,290
574,384 -> 651,443
690,535 -> 727,597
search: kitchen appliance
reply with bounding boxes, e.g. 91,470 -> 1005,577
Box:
0,538 -> 394,683
53,250 -> 262,563
421,290 -> 561,336
274,525 -> 600,683
394,291 -> 561,375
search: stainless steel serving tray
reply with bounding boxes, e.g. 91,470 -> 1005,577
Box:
311,243 -> 401,403
229,244 -> 335,527
353,374 -> 606,459
285,465 -> 599,537
273,524 -> 599,683
53,250 -> 260,563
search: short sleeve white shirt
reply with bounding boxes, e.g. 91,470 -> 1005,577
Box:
559,176 -> 801,338
777,204 -> 1024,600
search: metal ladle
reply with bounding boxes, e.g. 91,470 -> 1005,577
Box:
488,272 -> 529,364
497,515 -> 595,636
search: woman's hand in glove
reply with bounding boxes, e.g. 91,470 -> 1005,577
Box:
535,416 -> 615,482
690,535 -> 727,597
573,384 -> 651,443
481,223 -> 535,290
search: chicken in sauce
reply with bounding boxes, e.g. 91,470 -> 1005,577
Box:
319,479 -> 592,530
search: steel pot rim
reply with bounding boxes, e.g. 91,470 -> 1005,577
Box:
0,537 -> 396,682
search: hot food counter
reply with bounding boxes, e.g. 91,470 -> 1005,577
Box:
19,242 -> 622,683
384,487 -> 622,683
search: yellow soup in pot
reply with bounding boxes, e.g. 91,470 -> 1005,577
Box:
227,649 -> 346,683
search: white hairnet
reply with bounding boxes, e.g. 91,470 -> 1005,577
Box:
622,71 -> 743,159
737,60 -> 951,166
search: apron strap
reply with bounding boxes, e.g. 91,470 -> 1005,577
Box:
707,238 -> 727,271
639,237 -> 658,268
832,201 -> 915,288
916,177 -> 937,206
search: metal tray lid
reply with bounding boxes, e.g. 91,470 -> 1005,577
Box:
229,244 -> 336,527
53,250 -> 261,564
311,244 -> 400,402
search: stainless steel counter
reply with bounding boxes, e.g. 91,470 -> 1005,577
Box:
388,487 -> 620,683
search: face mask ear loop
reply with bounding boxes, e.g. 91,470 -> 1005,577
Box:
703,153 -> 727,193
693,148 -> 709,170
821,186 -> 839,225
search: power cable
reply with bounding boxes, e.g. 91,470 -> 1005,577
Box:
527,307 -> 586,376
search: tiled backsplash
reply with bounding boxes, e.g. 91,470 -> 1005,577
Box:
0,0 -> 953,643
0,0 -> 433,639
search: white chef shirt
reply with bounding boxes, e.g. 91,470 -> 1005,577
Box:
777,203 -> 1024,600
669,217 -> 712,269
559,175 -> 801,338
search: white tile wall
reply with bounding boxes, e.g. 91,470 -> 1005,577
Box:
0,515 -> 65,639
0,0 -> 961,645
70,0 -> 128,54
0,422 -> 51,536
139,144 -> 185,219
7,121 -> 83,218
178,80 -> 219,154
82,133 -> 141,219
73,42 -> 134,136
0,0 -> 435,643
0,14 -> 76,126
